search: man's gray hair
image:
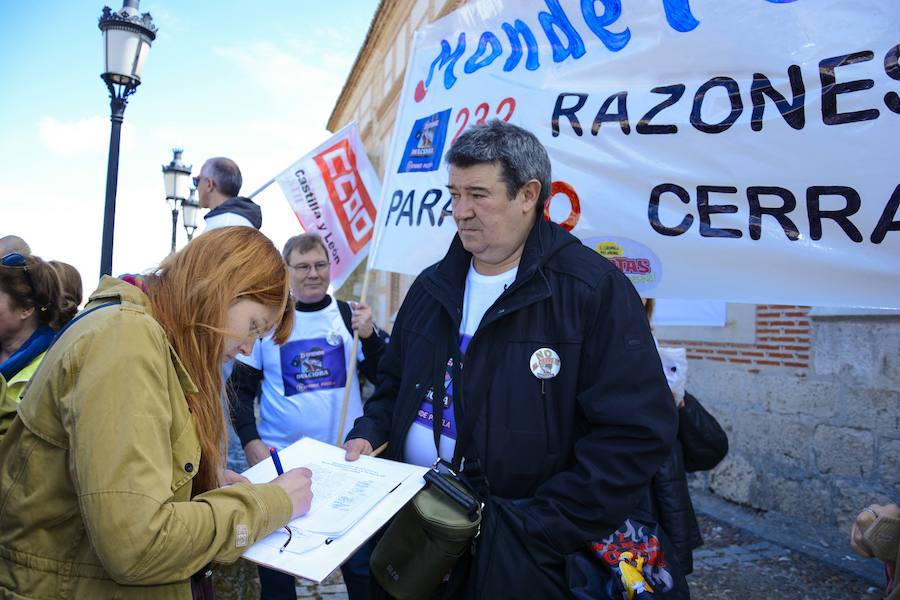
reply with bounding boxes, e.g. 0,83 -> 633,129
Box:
282,233 -> 328,262
445,119 -> 551,213
204,157 -> 242,198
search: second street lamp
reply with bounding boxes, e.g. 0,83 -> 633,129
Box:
182,187 -> 200,242
98,0 -> 157,276
162,149 -> 192,253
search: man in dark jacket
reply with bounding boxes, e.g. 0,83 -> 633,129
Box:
345,119 -> 677,597
195,156 -> 263,230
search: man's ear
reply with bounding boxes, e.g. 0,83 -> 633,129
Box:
519,179 -> 541,214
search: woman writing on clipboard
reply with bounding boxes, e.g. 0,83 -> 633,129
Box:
0,228 -> 312,599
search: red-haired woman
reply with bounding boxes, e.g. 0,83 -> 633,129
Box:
0,228 -> 313,599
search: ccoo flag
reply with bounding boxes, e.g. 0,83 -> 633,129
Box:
276,123 -> 381,290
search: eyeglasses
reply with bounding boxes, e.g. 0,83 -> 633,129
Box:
192,175 -> 206,187
2,253 -> 35,295
288,261 -> 329,275
249,322 -> 275,341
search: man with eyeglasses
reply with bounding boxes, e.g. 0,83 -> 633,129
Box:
194,157 -> 262,231
227,232 -> 385,600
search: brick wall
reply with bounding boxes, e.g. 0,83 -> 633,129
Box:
660,305 -> 811,372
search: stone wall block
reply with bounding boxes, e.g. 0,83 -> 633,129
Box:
734,415 -> 814,470
832,479 -> 895,532
689,363 -> 833,420
709,455 -> 757,505
689,368 -> 751,414
812,320 -> 879,381
883,342 -> 900,385
878,438 -> 900,495
841,387 -> 900,432
752,475 -> 833,526
763,379 -> 839,419
813,425 -> 875,479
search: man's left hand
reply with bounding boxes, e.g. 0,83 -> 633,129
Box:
220,469 -> 250,487
350,301 -> 375,339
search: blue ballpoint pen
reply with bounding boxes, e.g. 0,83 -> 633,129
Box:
269,447 -> 284,475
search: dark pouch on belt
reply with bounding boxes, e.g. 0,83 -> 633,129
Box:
370,462 -> 482,600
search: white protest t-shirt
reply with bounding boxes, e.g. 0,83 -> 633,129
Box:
237,300 -> 364,450
403,262 -> 518,467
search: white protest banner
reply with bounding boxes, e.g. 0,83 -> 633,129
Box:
276,123 -> 380,290
371,0 -> 900,308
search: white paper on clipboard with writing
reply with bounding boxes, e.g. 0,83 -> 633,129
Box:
240,437 -> 428,582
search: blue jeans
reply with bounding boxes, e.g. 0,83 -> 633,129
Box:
258,543 -> 371,600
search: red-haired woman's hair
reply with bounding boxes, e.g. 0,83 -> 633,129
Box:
144,227 -> 293,493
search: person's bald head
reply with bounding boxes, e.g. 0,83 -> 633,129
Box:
197,157 -> 242,209
0,235 -> 31,256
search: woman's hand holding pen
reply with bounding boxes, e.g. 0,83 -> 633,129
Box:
273,468 -> 314,519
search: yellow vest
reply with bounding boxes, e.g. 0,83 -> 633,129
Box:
0,351 -> 45,438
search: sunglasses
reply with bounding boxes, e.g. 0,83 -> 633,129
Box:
192,175 -> 209,187
2,252 -> 35,295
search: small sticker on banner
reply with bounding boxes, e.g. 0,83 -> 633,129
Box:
530,348 -> 561,380
582,235 -> 662,294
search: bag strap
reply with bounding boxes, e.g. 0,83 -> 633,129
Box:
337,299 -> 353,337
430,319 -> 485,480
52,300 -> 121,346
431,338 -> 447,456
448,338 -> 476,473
426,328 -> 477,473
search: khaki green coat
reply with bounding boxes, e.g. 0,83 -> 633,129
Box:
0,277 -> 292,599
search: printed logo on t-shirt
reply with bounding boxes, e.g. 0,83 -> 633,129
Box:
280,337 -> 347,395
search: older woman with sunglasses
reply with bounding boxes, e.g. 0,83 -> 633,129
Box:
0,252 -> 74,437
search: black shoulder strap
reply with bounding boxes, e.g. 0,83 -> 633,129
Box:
431,340 -> 449,456
432,327 -> 485,484
52,300 -> 122,346
337,299 -> 353,337
447,339 -> 472,472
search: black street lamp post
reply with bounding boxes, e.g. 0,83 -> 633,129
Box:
162,149 -> 192,253
98,0 -> 157,276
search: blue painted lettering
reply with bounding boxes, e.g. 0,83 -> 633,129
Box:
414,1 -> 801,100
422,34 -> 467,94
661,0 -> 700,33
464,31 -> 503,73
538,0 -> 586,63
581,0 -> 631,52
501,20 -> 540,72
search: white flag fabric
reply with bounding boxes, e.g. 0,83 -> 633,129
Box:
370,0 -> 900,308
276,124 -> 381,290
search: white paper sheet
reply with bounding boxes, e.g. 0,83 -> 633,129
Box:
240,437 -> 428,582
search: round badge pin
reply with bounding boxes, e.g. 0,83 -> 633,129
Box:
326,331 -> 343,346
530,347 -> 561,380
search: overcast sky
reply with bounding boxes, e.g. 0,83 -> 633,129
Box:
0,1 -> 379,294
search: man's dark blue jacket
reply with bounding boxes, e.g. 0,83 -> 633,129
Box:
349,216 -> 676,565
